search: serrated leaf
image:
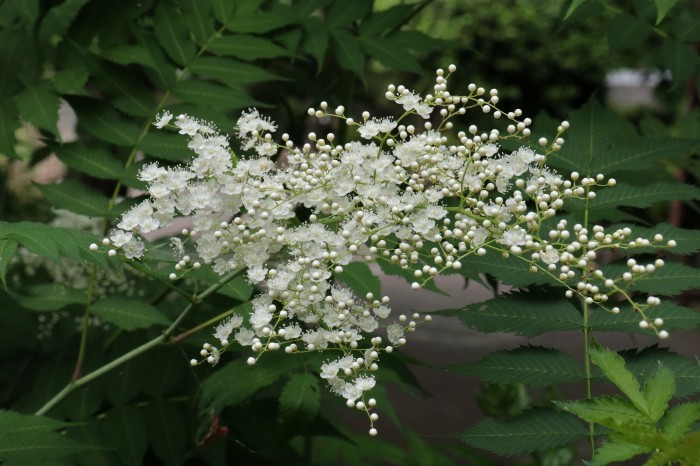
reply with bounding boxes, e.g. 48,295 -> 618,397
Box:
38,0 -> 89,46
102,405 -> 147,466
608,13 -> 653,50
622,347 -> 700,398
211,0 -> 235,23
593,138 -> 698,175
672,11 -> 700,41
590,345 -> 648,415
52,64 -> 90,95
589,301 -> 700,333
35,180 -> 111,217
145,401 -> 189,466
440,291 -> 582,336
336,262 -> 381,299
612,222 -> 700,255
326,0 -> 371,28
655,0 -> 679,24
360,3 -> 420,37
279,373 -> 321,437
181,0 -> 214,44
101,45 -> 153,68
643,364 -> 675,422
0,222 -> 60,263
52,143 -> 124,179
380,30 -> 446,52
154,2 -> 196,66
0,410 -> 92,464
15,86 -> 60,138
460,253 -> 560,287
590,182 -> 700,210
303,18 -> 329,73
68,97 -> 140,146
448,346 -> 586,388
9,284 -> 86,311
659,402 -> 700,439
564,0 -> 589,20
190,56 -> 284,84
556,396 -> 651,429
0,238 -> 18,288
457,407 -> 588,456
136,131 -> 192,161
170,80 -> 263,110
603,261 -> 700,295
359,35 -> 421,73
662,39 -> 699,85
201,353 -> 306,411
591,440 -> 650,465
225,9 -> 296,33
91,297 -> 171,330
331,30 -> 365,85
208,34 -> 292,60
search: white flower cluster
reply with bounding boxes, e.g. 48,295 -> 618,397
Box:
99,65 -> 674,433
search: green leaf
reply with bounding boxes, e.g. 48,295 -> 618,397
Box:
589,182 -> 700,210
448,346 -> 586,388
360,3 -> 421,37
38,0 -> 90,46
35,180 -> 111,217
0,238 -> 18,289
15,86 -> 60,138
336,262 -> 381,299
190,56 -> 284,84
170,80 -> 263,110
591,440 -> 650,465
187,268 -> 253,301
211,0 -> 235,23
181,0 -> 214,44
387,30 -> 446,51
91,297 -> 171,330
589,301 -> 700,333
607,13 -> 653,50
52,64 -> 90,95
589,345 -> 648,415
439,291 -> 583,337
326,0 -> 371,28
655,0 -> 679,24
622,346 -> 700,398
611,223 -> 700,255
556,396 -> 651,429
359,35 -> 421,73
9,284 -> 86,311
52,143 -> 124,179
460,253 -> 559,287
225,9 -> 296,33
278,373 -> 321,437
457,407 -> 588,456
208,34 -> 292,60
0,100 -> 19,158
144,401 -> 189,466
603,261 -> 700,295
154,2 -> 196,66
661,39 -> 699,85
592,138 -> 698,175
68,97 -> 140,146
0,410 -> 92,464
303,18 -> 329,73
136,131 -> 192,161
643,364 -> 675,422
201,352 -> 306,411
672,11 -> 700,41
101,45 -> 153,68
330,30 -> 366,85
102,405 -> 147,466
659,402 -> 700,439
564,0 -> 589,20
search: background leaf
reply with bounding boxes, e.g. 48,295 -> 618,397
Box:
91,296 -> 171,330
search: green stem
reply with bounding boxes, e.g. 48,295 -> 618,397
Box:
169,308 -> 235,345
582,298 -> 595,454
34,269 -> 243,417
71,264 -> 98,381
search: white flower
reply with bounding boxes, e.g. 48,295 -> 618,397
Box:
213,315 -> 244,344
358,118 -> 396,139
153,111 -> 173,129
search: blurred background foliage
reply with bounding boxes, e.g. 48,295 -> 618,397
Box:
0,0 -> 698,465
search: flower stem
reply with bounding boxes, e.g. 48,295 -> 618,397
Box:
34,269 -> 243,417
72,264 -> 98,381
